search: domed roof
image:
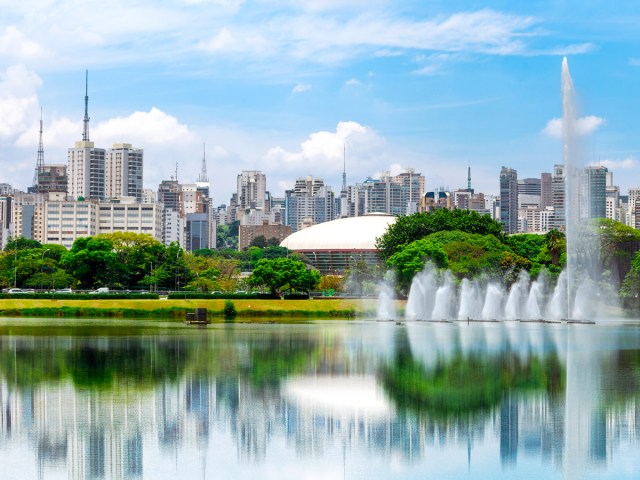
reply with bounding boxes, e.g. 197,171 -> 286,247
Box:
281,214 -> 396,251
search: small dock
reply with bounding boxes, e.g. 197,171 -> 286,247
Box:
185,308 -> 209,324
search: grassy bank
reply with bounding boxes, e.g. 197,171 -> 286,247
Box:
0,298 -> 386,320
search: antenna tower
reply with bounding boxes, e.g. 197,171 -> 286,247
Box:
342,143 -> 347,192
82,70 -> 90,142
197,143 -> 208,182
32,108 -> 45,191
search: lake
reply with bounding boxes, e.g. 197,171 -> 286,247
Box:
0,318 -> 638,479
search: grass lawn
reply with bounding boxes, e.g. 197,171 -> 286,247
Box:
0,297 -> 391,320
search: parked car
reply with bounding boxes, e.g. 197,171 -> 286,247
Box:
90,287 -> 110,294
6,288 -> 24,294
56,288 -> 73,294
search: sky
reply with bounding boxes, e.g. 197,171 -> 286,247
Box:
2,0 -> 640,206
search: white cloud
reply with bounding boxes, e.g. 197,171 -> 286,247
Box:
93,108 -> 195,146
197,27 -> 269,54
543,115 -> 605,138
292,83 -> 311,94
0,65 -> 42,138
591,157 -> 636,170
344,78 -> 361,87
0,26 -> 46,60
264,121 -> 388,179
629,58 -> 640,67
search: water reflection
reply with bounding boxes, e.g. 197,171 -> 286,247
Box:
0,320 -> 637,479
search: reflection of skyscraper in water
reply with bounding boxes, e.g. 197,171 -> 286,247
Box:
500,395 -> 518,466
157,382 -> 182,452
186,376 -> 213,442
235,381 -> 278,463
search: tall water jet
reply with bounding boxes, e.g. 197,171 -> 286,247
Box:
481,283 -> 505,320
504,270 -> 530,320
525,274 -> 546,320
562,57 -> 601,319
376,280 -> 397,320
431,271 -> 455,320
458,278 -> 483,319
405,264 -> 438,320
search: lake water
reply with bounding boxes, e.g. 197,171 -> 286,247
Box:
0,318 -> 638,479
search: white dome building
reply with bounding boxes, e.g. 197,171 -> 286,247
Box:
280,214 -> 396,273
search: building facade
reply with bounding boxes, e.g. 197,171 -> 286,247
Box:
105,144 -> 143,201
499,166 -> 518,234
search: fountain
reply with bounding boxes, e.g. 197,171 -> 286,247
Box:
376,58 -> 606,322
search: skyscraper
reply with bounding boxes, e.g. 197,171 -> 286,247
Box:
586,165 -> 607,219
551,164 -> 566,230
499,166 -> 518,234
67,71 -> 106,200
105,143 -> 143,201
237,171 -> 267,212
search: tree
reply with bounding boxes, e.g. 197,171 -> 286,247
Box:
60,237 -> 124,289
545,229 -> 566,267
250,235 -> 267,248
5,237 -> 42,251
376,210 -> 504,261
248,257 -> 320,296
100,232 -> 166,288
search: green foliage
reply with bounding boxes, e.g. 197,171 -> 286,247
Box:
387,230 -> 512,288
248,257 -> 320,296
544,229 -> 566,267
376,209 -> 504,261
387,240 -> 447,286
382,349 -> 564,418
217,221 -> 239,249
223,299 -> 237,318
5,237 -> 42,251
60,236 -> 124,289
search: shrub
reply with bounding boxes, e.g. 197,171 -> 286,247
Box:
223,299 -> 237,318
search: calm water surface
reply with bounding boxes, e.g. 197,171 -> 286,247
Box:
0,318 -> 638,479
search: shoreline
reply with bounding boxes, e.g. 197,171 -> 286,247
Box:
0,298 -> 385,320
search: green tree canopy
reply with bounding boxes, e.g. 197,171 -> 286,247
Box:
5,237 -> 42,251
387,230 -> 531,289
376,210 -> 504,261
60,236 -> 124,289
248,257 -> 320,296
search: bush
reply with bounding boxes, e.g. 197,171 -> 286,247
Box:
167,292 -> 276,300
223,300 -> 237,318
0,292 -> 159,300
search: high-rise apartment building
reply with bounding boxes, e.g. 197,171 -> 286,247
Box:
586,165 -> 607,219
551,164 -> 566,230
499,167 -> 518,234
540,172 -> 552,209
347,170 -> 425,217
285,177 -> 336,232
68,141 -> 106,200
67,71 -> 106,201
237,171 -> 267,212
105,143 -> 143,201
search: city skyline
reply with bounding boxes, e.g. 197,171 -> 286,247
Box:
1,1 -> 640,206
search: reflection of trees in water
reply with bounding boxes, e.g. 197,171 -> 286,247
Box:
0,336 -> 191,389
0,329 -> 323,391
382,327 -> 565,420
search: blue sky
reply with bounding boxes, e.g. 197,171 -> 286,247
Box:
1,0 -> 640,205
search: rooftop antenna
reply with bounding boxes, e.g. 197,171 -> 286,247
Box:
82,70 -> 90,142
32,107 -> 45,191
197,143 -> 208,182
175,162 -> 179,183
467,162 -> 472,191
342,143 -> 347,192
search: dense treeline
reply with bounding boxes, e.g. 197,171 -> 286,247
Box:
0,232 -> 319,294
